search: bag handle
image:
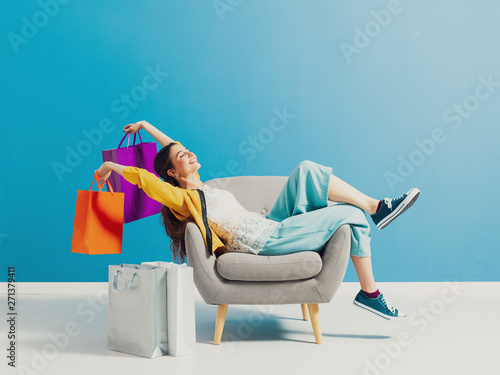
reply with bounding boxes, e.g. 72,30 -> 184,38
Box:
120,263 -> 156,270
117,131 -> 144,149
112,270 -> 138,292
90,170 -> 114,196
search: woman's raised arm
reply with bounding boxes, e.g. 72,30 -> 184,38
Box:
97,161 -> 125,181
123,120 -> 174,147
96,161 -> 187,212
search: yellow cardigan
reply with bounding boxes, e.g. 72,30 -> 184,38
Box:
121,141 -> 225,255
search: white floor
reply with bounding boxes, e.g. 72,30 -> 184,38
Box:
1,282 -> 499,375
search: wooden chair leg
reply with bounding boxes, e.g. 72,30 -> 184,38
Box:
301,304 -> 309,321
214,304 -> 228,345
307,303 -> 322,344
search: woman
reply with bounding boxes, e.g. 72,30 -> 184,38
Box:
97,120 -> 420,321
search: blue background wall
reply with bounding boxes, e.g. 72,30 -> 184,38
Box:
2,0 -> 499,282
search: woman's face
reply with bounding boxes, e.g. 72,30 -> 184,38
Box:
168,144 -> 200,179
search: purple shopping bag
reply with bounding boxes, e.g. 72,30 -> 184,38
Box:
102,131 -> 162,223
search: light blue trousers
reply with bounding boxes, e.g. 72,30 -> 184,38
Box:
259,160 -> 372,257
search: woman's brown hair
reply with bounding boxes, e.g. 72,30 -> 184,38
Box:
153,143 -> 195,264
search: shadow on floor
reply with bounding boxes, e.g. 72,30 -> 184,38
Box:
0,295 -> 391,358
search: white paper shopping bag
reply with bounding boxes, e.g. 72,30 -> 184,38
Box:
107,263 -> 168,358
142,261 -> 196,357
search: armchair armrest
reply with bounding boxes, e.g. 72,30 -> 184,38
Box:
314,224 -> 351,302
185,222 -> 225,304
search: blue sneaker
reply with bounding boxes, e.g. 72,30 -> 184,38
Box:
371,188 -> 420,229
353,290 -> 407,320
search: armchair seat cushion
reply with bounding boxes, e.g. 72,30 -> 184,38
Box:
216,251 -> 323,281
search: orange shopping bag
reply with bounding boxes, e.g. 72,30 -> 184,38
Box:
71,171 -> 125,254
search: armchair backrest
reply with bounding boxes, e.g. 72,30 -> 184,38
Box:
204,175 -> 289,216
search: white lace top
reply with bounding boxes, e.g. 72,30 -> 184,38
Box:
199,184 -> 280,255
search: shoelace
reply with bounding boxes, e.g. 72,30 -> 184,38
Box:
381,295 -> 395,314
383,192 -> 406,211
383,198 -> 392,210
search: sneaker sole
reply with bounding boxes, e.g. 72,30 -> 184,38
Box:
353,300 -> 406,320
377,188 -> 420,230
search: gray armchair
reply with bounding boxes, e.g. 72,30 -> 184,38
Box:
185,175 -> 351,345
